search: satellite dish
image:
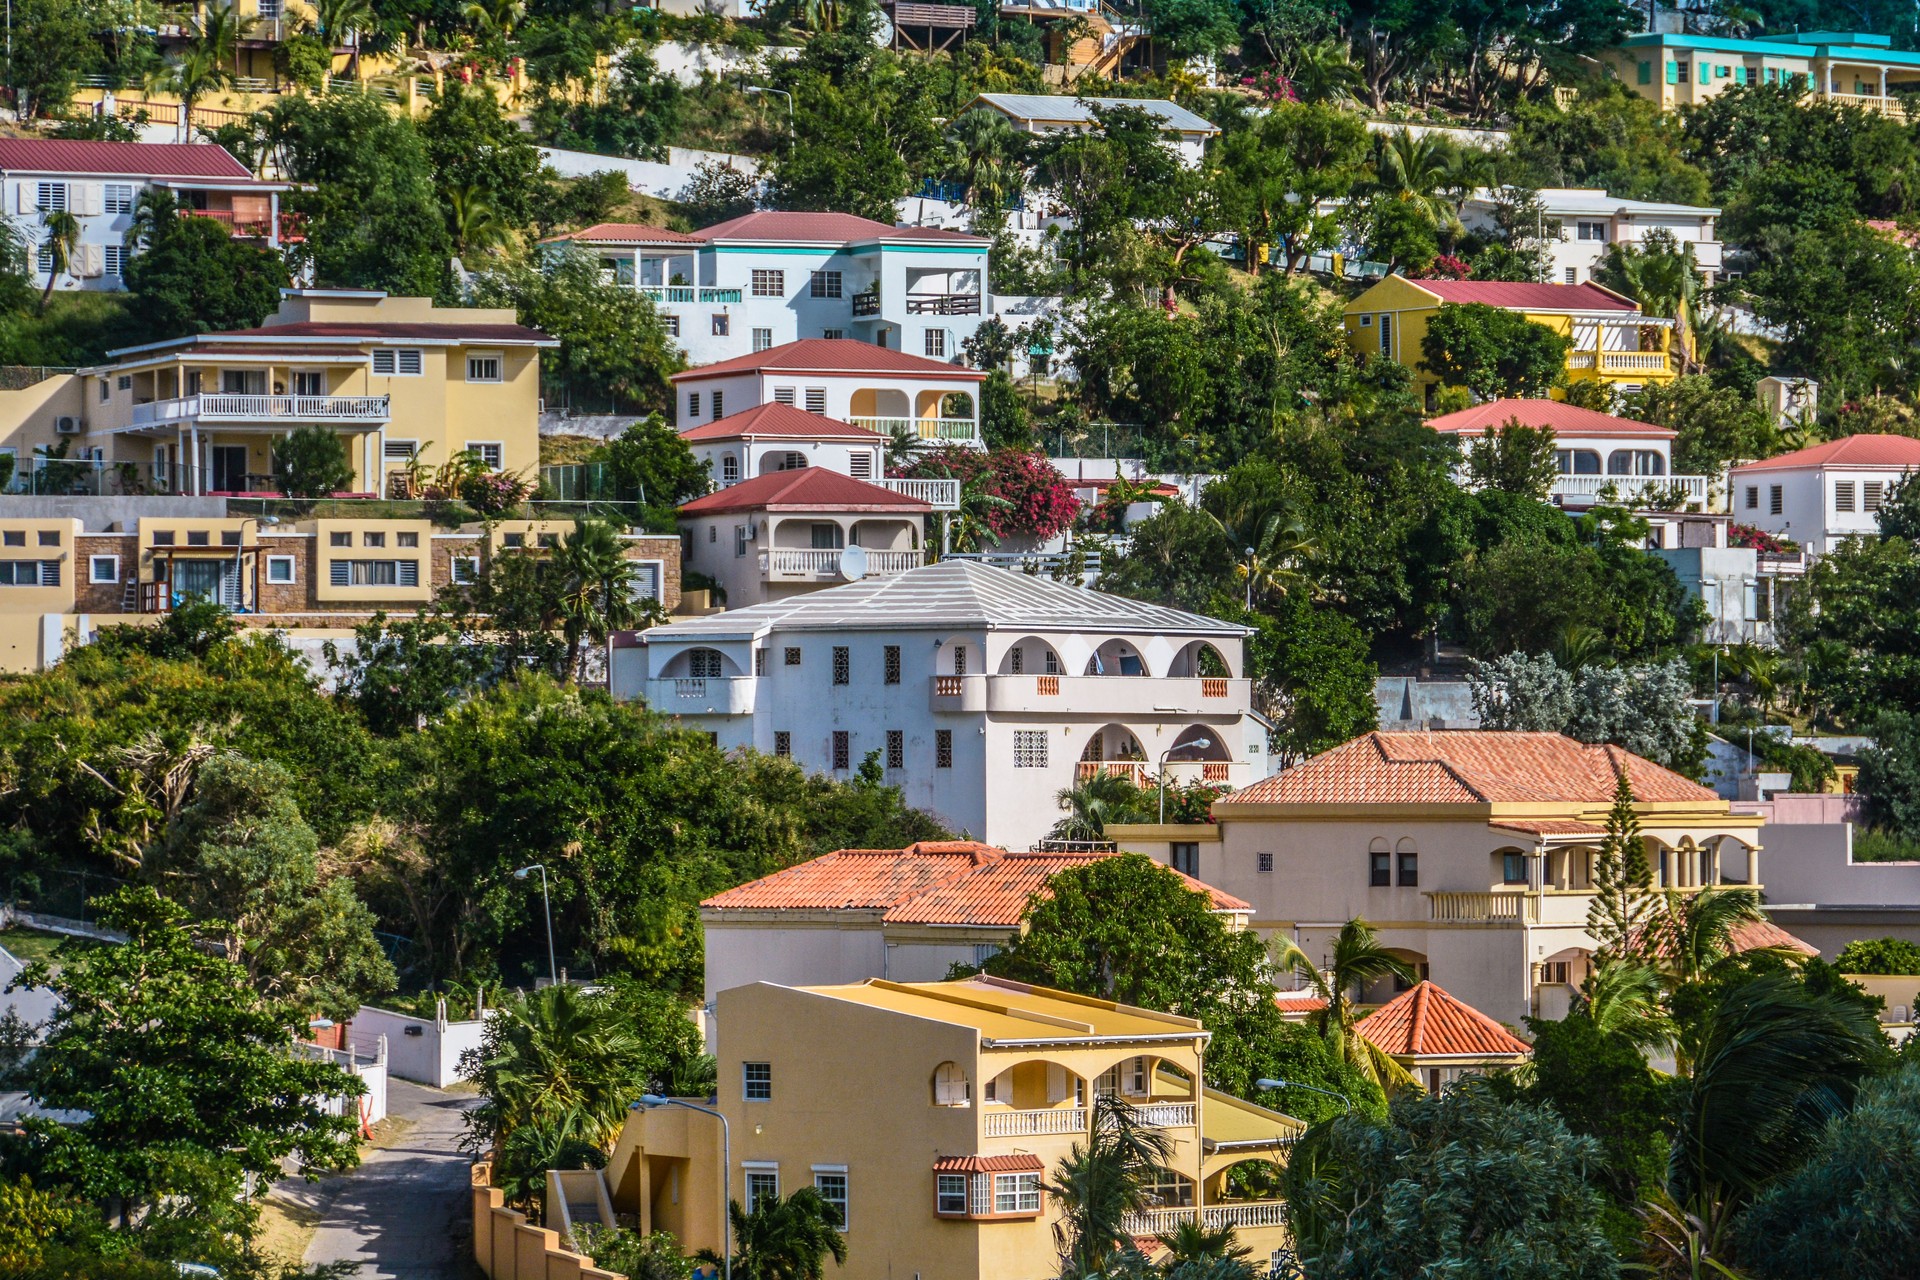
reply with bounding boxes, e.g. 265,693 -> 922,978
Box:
838,545 -> 869,581
872,13 -> 894,45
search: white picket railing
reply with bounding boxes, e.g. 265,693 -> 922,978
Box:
131,394 -> 391,425
1426,891 -> 1539,924
878,477 -> 961,509
760,548 -> 924,578
847,417 -> 979,442
982,1107 -> 1087,1137
1551,473 -> 1710,503
1131,1101 -> 1197,1128
1120,1203 -> 1289,1235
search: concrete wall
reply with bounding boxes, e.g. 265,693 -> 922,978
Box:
349,1002 -> 492,1088
472,1165 -> 625,1280
701,917 -> 889,1005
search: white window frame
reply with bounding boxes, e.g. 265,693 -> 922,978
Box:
811,1168 -> 848,1229
742,1165 -> 779,1214
372,348 -> 425,376
993,1172 -> 1040,1214
88,554 -> 120,584
804,387 -> 827,414
743,1061 -> 772,1100
467,442 -> 504,471
1834,481 -> 1856,513
752,327 -> 774,353
36,181 -> 68,212
265,555 -> 296,584
104,183 -> 135,214
465,350 -> 504,383
924,329 -> 947,359
384,438 -> 419,461
102,245 -> 126,278
936,1174 -> 969,1215
751,269 -> 785,297
451,556 -> 480,584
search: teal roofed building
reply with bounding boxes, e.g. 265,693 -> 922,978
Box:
1601,30 -> 1920,118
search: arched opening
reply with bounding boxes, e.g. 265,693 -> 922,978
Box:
851,387 -> 909,419
719,453 -> 741,485
1084,638 -> 1148,676
1165,725 -> 1230,762
663,646 -> 738,678
1492,845 -> 1530,888
940,391 -> 975,418
1077,724 -> 1146,782
1607,448 -> 1667,476
1205,1155 -> 1288,1208
1558,448 -> 1602,475
758,450 -> 810,476
998,635 -> 1063,676
931,1061 -> 971,1107
1395,838 -> 1419,889
1168,640 -> 1233,678
849,518 -> 918,552
980,1057 -> 1090,1119
1369,837 -> 1391,887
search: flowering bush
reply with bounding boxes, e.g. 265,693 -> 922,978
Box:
1160,780 -> 1230,824
1413,255 -> 1471,280
1729,522 -> 1798,554
459,469 -> 533,518
901,446 -> 1081,541
1241,69 -> 1299,102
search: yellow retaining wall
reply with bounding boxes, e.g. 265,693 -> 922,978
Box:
471,1162 -> 625,1280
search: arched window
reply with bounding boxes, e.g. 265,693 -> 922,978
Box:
1607,449 -> 1635,475
1369,838 -> 1391,887
952,644 -> 967,675
1395,838 -> 1418,888
932,1061 -> 970,1106
720,454 -> 740,484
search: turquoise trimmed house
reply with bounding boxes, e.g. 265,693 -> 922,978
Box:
1602,31 -> 1920,117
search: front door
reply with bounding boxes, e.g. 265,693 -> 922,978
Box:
211,446 -> 249,492
172,559 -> 238,606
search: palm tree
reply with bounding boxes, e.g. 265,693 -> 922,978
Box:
1155,1218 -> 1252,1264
1284,39 -> 1362,104
1048,1097 -> 1176,1279
35,209 -> 81,314
1049,770 -> 1141,842
124,187 -> 182,255
706,1187 -> 847,1280
945,109 -> 1023,223
464,983 -> 649,1155
1370,130 -> 1460,239
1606,231 -> 1704,372
552,519 -> 653,682
493,1104 -> 607,1215
1550,621 -> 1606,671
1665,971 -> 1883,1254
463,0 -> 527,44
1205,504 -> 1314,609
1641,886 -> 1770,995
1574,954 -> 1674,1053
447,184 -> 514,256
1271,920 -> 1418,1091
311,0 -> 375,79
947,478 -> 1013,553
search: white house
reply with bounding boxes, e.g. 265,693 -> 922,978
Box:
1424,398 -> 1710,512
1,138 -> 293,293
680,401 -> 893,488
1461,186 -> 1723,286
677,467 -> 935,608
1729,433 -> 1920,556
609,559 -> 1272,849
965,93 -> 1219,168
549,211 -> 991,366
671,338 -> 987,446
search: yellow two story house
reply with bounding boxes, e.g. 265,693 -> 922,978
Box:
0,290 -> 551,498
527,978 -> 1302,1280
1343,277 -> 1680,405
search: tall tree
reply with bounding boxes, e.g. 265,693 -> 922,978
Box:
1586,774 -> 1652,957
1271,919 -> 1417,1089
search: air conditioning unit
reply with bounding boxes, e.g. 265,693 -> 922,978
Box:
54,416 -> 81,435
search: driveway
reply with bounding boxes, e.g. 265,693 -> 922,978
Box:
288,1080 -> 480,1280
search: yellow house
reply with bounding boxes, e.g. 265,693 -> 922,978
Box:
559,978 -> 1301,1280
0,291 -> 552,498
1342,276 -> 1680,405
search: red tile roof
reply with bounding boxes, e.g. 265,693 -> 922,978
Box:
678,403 -> 888,443
1274,991 -> 1329,1014
1409,279 -> 1639,312
1731,433 -> 1920,472
559,222 -> 702,244
1425,398 -> 1674,439
672,338 -> 987,383
677,468 -> 932,516
1356,982 -> 1532,1058
701,845 -> 1248,925
1217,732 -> 1718,808
0,138 -> 254,180
932,1154 -> 1045,1173
694,210 -> 985,245
1729,919 -> 1819,956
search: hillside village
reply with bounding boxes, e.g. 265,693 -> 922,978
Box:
4,2 -> 1920,1280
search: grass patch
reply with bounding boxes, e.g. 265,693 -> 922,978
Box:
0,927 -> 78,971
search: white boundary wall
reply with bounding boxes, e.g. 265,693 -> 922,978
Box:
349,998 -> 494,1088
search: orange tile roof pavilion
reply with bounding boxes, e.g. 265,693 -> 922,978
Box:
1356,981 -> 1532,1060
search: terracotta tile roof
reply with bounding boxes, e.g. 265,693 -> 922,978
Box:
1408,279 -> 1639,312
695,210 -> 986,245
671,338 -> 987,383
558,222 -> 702,244
701,846 -> 1248,925
677,468 -> 931,516
1217,732 -> 1718,808
1731,433 -> 1920,472
0,138 -> 254,180
1425,398 -> 1674,439
1729,918 -> 1819,956
1356,982 -> 1532,1058
678,403 -> 888,443
1274,991 -> 1329,1013
931,1154 -> 1044,1173
1489,819 -> 1608,836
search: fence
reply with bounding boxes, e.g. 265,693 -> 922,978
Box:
3,870 -> 130,925
1043,423 -> 1152,460
540,463 -> 636,503
297,1038 -> 391,1131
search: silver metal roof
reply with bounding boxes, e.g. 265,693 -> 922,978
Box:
643,560 -> 1248,642
971,93 -> 1220,135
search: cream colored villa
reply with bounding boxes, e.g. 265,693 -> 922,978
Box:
1131,732 -> 1767,1026
0,290 -> 550,498
592,978 -> 1301,1280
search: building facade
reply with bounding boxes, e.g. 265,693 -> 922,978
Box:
1728,433 -> 1920,557
1601,31 -> 1920,119
1344,277 -> 1681,404
1424,398 -> 1709,512
1459,186 -> 1723,286
603,977 -> 1300,1280
0,502 -> 678,673
965,94 -> 1219,168
0,138 -> 294,295
1354,979 -> 1532,1093
551,211 -> 992,367
1140,731 -> 1767,1027
609,560 -> 1272,850
0,291 -> 550,498
699,842 -> 1250,1002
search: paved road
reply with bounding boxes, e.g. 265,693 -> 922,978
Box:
292,1080 -> 479,1280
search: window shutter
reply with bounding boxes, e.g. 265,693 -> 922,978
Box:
16,183 -> 34,214
1638,61 -> 1651,84
398,349 -> 422,375
40,560 -> 59,586
330,561 -> 349,586
1666,61 -> 1677,84
400,560 -> 419,587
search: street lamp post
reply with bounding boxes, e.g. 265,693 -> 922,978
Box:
635,1096 -> 730,1280
1159,737 -> 1211,824
513,864 -> 557,988
744,86 -> 793,150
1257,1076 -> 1355,1117
1243,547 -> 1256,611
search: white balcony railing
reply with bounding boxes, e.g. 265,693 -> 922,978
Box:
1120,1203 -> 1288,1235
1426,891 -> 1539,924
1551,473 -> 1710,505
983,1107 -> 1087,1137
846,417 -> 979,443
1130,1101 -> 1197,1128
130,394 -> 391,426
878,477 -> 961,509
760,548 -> 924,579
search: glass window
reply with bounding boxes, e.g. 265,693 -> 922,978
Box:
751,269 -> 785,297
88,555 -> 120,583
364,532 -> 387,548
1397,843 -> 1419,888
1502,852 -> 1528,884
467,353 -> 503,382
503,533 -> 525,548
1171,842 -> 1198,877
453,557 -> 480,584
469,443 -> 504,470
712,314 -> 730,337
1012,730 -> 1047,768
397,532 -> 419,547
925,330 -> 947,358
810,270 -> 843,299
813,1172 -> 847,1228
993,1173 -> 1040,1214
936,1175 -> 968,1215
0,561 -> 44,586
743,1062 -> 772,1100
1369,840 -> 1391,887
266,556 -> 295,584
753,328 -> 773,352
330,531 -> 353,547
744,1170 -> 778,1213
